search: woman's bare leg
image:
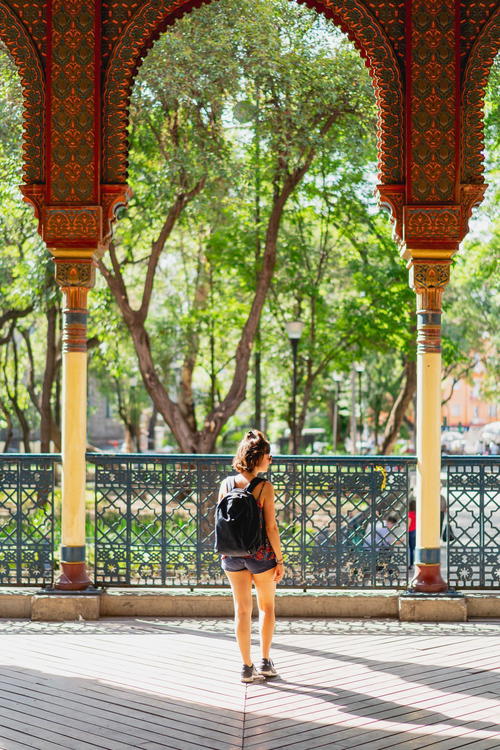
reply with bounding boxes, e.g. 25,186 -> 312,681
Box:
252,568 -> 276,660
225,569 -> 253,665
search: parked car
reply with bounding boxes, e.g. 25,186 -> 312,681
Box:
441,430 -> 466,455
478,421 -> 500,455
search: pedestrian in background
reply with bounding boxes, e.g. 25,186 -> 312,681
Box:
408,497 -> 416,569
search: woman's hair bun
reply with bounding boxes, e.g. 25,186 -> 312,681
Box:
233,429 -> 271,473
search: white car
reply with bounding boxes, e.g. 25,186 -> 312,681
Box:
478,421 -> 500,455
441,430 -> 466,455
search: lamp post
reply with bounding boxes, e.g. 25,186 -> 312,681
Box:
285,320 -> 304,454
332,372 -> 342,453
350,367 -> 357,454
355,363 -> 365,454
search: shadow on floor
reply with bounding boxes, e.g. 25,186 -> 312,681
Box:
1,663 -> 498,750
1,620 -> 499,750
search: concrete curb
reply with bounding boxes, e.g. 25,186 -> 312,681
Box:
399,596 -> 467,622
1,588 -> 499,622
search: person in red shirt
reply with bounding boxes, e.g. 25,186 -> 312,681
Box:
408,497 -> 416,568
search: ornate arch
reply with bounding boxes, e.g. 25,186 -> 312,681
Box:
461,7 -> 500,184
0,1 -> 45,183
102,0 -> 404,186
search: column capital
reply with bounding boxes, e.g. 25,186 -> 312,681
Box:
54,258 -> 95,354
54,258 -> 96,290
409,260 -> 451,299
409,259 -> 451,354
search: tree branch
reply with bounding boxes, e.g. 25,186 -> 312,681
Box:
0,305 -> 34,330
138,176 -> 206,324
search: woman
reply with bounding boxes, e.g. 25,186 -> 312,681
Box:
218,429 -> 285,683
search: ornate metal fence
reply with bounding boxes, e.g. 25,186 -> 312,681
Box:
1,453 -> 498,590
91,454 -> 411,588
445,457 -> 500,589
0,455 -> 55,587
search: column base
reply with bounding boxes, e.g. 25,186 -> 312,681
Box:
410,563 -> 448,593
55,562 -> 93,591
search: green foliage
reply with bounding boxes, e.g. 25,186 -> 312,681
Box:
101,0 -> 378,442
442,53 -> 499,401
0,45 -> 53,443
0,19 -> 497,453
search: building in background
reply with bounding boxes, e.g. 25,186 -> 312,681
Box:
442,357 -> 497,430
441,355 -> 498,454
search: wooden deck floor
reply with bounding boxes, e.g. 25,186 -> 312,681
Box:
0,618 -> 498,750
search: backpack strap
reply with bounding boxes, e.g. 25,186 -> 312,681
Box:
248,477 -> 266,494
223,476 -> 264,495
256,479 -> 267,502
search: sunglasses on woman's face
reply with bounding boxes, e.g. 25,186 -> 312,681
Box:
267,454 -> 273,463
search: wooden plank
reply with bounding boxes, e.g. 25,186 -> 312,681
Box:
0,672 -> 244,736
0,701 -> 141,750
0,619 -> 499,750
0,730 -> 41,750
0,688 -> 242,749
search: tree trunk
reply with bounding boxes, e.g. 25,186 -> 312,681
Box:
296,365 -> 315,452
50,422 -> 62,452
102,182 -> 293,453
100,117 -> 337,452
16,407 -> 31,452
128,322 -> 199,452
5,337 -> 31,452
123,426 -> 135,453
373,407 -> 381,452
380,356 -> 417,455
148,405 -> 158,450
22,308 -> 61,453
0,399 -> 13,452
40,306 -> 58,452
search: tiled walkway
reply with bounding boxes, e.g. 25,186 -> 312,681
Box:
0,618 -> 499,749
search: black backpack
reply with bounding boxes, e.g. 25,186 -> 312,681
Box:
214,477 -> 266,556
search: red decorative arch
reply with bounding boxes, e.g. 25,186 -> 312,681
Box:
0,1 -> 45,183
461,7 -> 500,184
102,0 -> 404,186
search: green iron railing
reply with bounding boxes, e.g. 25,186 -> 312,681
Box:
90,454 -> 412,589
0,454 -> 55,587
446,456 -> 500,589
0,453 -> 498,589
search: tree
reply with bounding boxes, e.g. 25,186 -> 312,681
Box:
441,55 -> 499,407
0,44 -> 61,451
265,167 -> 416,454
96,0 -> 374,452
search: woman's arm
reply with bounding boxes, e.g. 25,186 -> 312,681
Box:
261,482 -> 284,582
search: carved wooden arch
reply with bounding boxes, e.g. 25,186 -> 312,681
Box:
0,1 -> 44,183
461,6 -> 500,184
102,0 -> 404,186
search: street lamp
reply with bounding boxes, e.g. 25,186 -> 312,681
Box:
355,363 -> 365,454
332,372 -> 342,453
285,320 -> 305,454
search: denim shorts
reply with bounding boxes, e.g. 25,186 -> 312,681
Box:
222,556 -> 277,574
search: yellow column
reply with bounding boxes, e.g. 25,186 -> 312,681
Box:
54,259 -> 95,590
410,260 -> 450,593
